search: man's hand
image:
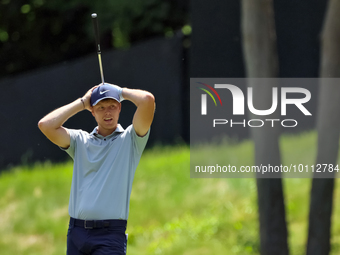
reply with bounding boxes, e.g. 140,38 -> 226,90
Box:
38,85 -> 100,148
104,83 -> 124,102
82,85 -> 99,111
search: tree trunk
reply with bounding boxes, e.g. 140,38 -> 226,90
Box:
241,0 -> 289,254
307,0 -> 340,254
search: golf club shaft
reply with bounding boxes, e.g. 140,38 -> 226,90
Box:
91,13 -> 105,85
97,53 -> 105,85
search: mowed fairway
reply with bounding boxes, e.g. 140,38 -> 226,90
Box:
1,132 -> 340,254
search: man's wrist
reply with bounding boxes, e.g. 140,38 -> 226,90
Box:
119,87 -> 125,102
80,98 -> 85,109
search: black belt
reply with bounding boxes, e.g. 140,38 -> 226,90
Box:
70,217 -> 127,229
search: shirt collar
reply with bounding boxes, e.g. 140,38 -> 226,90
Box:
90,124 -> 125,138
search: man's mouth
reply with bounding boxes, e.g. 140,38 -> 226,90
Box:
104,117 -> 113,122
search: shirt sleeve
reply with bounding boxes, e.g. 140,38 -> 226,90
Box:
59,129 -> 80,160
128,125 -> 150,155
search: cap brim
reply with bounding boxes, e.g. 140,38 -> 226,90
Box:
92,96 -> 120,106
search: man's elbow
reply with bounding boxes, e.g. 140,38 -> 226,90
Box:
144,92 -> 155,104
144,92 -> 155,110
38,119 -> 46,133
38,119 -> 44,129
38,119 -> 51,133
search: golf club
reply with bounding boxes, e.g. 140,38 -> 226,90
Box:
91,13 -> 105,85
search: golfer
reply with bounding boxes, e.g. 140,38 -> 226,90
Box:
38,83 -> 155,255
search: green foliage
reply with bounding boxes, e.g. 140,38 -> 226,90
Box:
0,0 -> 188,77
1,132 -> 339,254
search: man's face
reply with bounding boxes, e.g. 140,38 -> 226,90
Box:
91,98 -> 121,133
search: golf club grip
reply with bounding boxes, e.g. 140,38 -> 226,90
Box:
92,15 -> 101,54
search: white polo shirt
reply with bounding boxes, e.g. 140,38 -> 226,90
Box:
61,124 -> 149,220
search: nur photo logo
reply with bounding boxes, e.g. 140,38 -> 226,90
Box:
196,82 -> 312,128
197,82 -> 223,115
190,78 -> 318,179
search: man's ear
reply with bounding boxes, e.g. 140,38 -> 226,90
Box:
91,108 -> 95,117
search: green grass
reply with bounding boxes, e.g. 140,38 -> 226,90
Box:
1,131 -> 340,254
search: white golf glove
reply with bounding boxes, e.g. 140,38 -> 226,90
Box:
108,83 -> 124,102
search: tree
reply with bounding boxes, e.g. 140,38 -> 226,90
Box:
307,0 -> 340,254
0,0 -> 188,78
241,0 -> 289,254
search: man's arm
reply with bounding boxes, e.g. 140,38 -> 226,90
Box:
122,88 -> 155,137
38,86 -> 96,148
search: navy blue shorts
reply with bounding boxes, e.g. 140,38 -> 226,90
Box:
67,218 -> 127,255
